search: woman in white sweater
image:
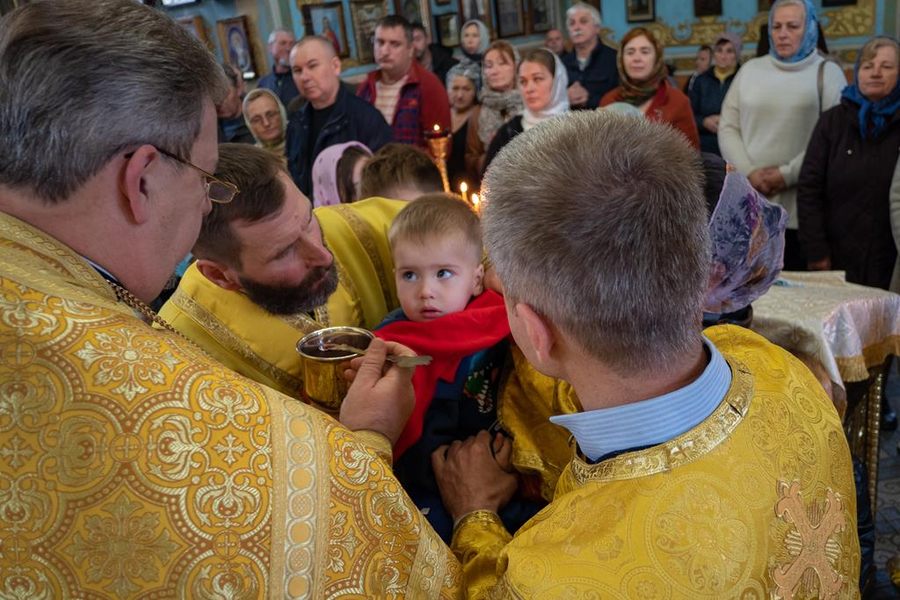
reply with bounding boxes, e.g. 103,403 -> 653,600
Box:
718,0 -> 846,270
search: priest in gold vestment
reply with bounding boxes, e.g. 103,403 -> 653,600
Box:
0,2 -> 460,597
432,112 -> 861,598
158,146 -> 406,399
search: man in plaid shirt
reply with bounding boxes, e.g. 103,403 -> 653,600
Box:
358,15 -> 451,149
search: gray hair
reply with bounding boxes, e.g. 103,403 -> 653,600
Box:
267,28 -> 294,45
0,0 -> 226,203
482,112 -> 710,374
566,2 -> 602,28
771,0 -> 807,18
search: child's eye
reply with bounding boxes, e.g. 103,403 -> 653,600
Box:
401,271 -> 418,281
437,269 -> 454,279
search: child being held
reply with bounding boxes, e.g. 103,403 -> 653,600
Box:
375,194 -> 541,541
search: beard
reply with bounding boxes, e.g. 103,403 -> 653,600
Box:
239,263 -> 338,316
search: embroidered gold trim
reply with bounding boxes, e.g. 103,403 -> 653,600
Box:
0,211 -> 113,299
568,356 -> 754,484
835,334 -> 900,383
772,480 -> 849,599
331,205 -> 394,312
170,288 -> 304,393
453,510 -> 503,534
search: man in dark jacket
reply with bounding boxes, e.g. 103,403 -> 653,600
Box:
560,2 -> 618,109
217,63 -> 255,144
412,22 -> 458,88
285,36 -> 392,197
257,28 -> 301,107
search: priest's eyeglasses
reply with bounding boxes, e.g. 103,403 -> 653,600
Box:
126,146 -> 239,204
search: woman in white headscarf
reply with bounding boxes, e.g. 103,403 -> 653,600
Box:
459,19 -> 490,66
242,87 -> 288,163
482,48 -> 568,174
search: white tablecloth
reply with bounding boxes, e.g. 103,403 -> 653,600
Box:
751,271 -> 900,388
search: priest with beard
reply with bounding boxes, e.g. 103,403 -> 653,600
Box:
160,143 -> 406,398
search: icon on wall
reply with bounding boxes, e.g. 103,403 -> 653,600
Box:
625,0 -> 654,23
303,2 -> 350,57
217,16 -> 257,77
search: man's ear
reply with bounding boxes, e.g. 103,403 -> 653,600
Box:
515,302 -> 559,366
195,258 -> 243,291
120,144 -> 162,226
332,56 -> 342,76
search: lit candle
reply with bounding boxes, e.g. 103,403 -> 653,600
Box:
471,193 -> 480,213
460,182 -> 468,204
433,123 -> 441,133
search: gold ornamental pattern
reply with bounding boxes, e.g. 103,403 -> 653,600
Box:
0,211 -> 463,598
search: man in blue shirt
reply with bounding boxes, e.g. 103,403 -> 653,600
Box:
257,28 -> 301,107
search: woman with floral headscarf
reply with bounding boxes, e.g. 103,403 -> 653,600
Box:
718,0 -> 846,271
797,36 -> 900,289
482,48 -> 568,174
600,27 -> 699,149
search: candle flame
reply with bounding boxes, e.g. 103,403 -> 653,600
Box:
433,124 -> 441,131
460,182 -> 468,194
472,193 -> 480,207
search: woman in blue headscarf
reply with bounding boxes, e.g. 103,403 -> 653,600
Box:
797,36 -> 900,289
718,0 -> 846,271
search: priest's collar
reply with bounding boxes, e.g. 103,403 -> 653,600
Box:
549,335 -> 732,462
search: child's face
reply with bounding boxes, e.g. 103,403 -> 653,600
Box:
393,233 -> 484,322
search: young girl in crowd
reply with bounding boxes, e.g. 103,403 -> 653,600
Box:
310,142 -> 372,206
483,48 -> 569,173
465,41 -> 523,179
601,27 -> 700,148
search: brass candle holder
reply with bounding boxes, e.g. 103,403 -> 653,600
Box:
425,124 -> 451,193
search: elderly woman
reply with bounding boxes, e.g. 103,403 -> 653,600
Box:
718,0 -> 846,270
689,33 -> 742,156
459,19 -> 490,66
465,41 -> 523,179
600,28 -> 700,149
483,48 -> 568,174
445,62 -> 480,192
242,87 -> 288,162
797,37 -> 900,289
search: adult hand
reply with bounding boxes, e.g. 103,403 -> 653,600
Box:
567,82 -> 589,107
748,169 -> 772,196
762,167 -> 786,196
432,430 -> 518,522
808,257 -> 832,271
340,338 -> 416,445
702,115 -> 720,133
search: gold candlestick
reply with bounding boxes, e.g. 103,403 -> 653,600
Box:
425,124 -> 452,193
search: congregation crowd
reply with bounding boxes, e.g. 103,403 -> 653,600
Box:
0,0 -> 898,596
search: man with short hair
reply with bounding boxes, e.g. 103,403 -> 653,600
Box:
411,22 -> 458,89
0,1 -> 461,595
161,143 -> 408,396
217,62 -> 255,143
358,15 -> 451,148
285,36 -> 392,197
358,143 -> 444,201
561,2 -> 618,109
432,112 -> 860,596
544,28 -> 566,56
257,28 -> 301,106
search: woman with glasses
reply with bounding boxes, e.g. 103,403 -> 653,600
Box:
242,87 -> 288,164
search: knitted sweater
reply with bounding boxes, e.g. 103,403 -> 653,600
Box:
718,52 -> 846,229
